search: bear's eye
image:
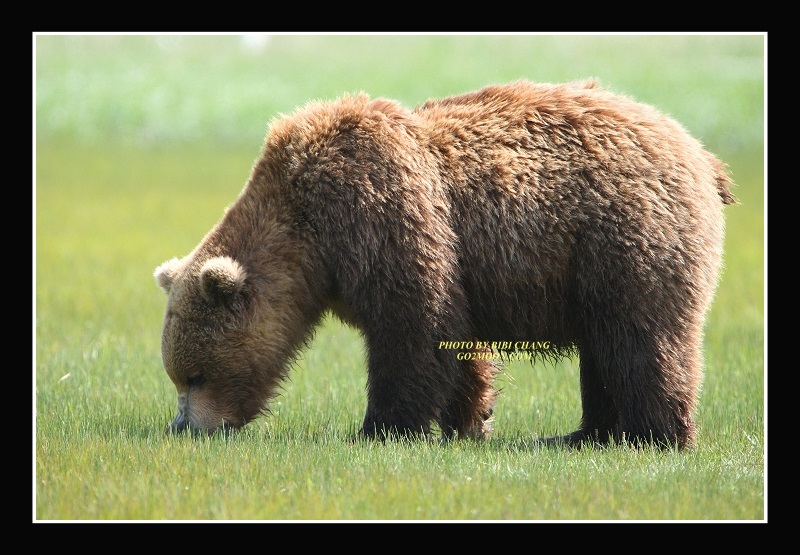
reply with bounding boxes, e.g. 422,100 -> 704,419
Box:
187,374 -> 205,388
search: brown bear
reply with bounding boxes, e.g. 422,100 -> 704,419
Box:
154,79 -> 735,449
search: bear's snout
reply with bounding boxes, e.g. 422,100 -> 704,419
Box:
165,394 -> 236,436
166,411 -> 189,435
165,411 -> 235,437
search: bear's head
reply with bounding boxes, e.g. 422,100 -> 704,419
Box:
154,255 -> 266,434
153,93 -> 411,436
154,232 -> 324,435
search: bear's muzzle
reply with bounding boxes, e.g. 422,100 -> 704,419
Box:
165,412 -> 234,436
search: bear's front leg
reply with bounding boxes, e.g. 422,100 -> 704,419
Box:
359,333 -> 445,440
359,331 -> 499,441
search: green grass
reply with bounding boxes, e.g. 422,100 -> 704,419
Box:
34,34 -> 765,521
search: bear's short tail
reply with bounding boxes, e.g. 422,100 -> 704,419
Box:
707,151 -> 738,205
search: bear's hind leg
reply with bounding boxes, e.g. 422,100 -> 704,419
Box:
614,342 -> 699,450
540,350 -> 619,448
573,350 -> 620,446
592,328 -> 699,450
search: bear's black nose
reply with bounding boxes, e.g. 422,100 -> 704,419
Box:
166,412 -> 188,435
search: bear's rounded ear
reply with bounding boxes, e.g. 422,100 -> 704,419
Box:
199,256 -> 247,303
154,257 -> 183,293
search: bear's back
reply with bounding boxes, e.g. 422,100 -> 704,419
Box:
411,80 -> 732,341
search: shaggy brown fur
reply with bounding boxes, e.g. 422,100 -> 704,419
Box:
155,80 -> 734,448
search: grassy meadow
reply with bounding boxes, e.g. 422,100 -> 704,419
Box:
34,34 -> 765,522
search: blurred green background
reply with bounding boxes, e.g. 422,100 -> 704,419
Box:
36,34 -> 763,153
